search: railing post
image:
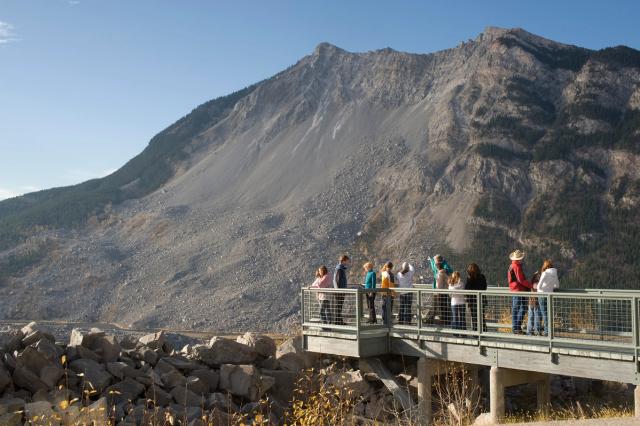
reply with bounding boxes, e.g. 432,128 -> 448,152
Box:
387,289 -> 392,331
477,291 -> 483,344
417,289 -> 422,334
633,296 -> 639,371
548,293 -> 554,353
300,289 -> 305,327
356,289 -> 361,340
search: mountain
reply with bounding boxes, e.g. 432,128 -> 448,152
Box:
1,27 -> 639,332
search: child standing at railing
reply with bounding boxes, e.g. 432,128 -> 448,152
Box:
310,266 -> 332,325
363,262 -> 377,324
449,271 -> 466,332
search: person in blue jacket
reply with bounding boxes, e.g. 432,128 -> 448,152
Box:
363,262 -> 377,324
429,254 -> 453,288
332,255 -> 350,325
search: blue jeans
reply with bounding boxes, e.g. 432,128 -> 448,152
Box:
382,296 -> 394,326
452,305 -> 466,331
538,297 -> 548,335
512,296 -> 527,333
527,303 -> 541,335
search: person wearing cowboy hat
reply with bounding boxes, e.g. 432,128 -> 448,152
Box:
508,249 -> 532,334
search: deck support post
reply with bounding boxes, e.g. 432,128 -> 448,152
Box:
417,357 -> 434,425
635,385 -> 640,418
536,374 -> 551,415
489,366 -> 505,424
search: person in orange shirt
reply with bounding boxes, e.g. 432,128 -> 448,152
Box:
380,262 -> 396,326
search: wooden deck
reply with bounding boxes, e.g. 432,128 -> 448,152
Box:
301,287 -> 640,385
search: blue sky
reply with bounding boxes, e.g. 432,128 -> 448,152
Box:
1,0 -> 639,200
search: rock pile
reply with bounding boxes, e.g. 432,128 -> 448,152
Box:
0,324 -> 315,425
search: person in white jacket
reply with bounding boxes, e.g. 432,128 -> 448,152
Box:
448,271 -> 466,331
535,259 -> 559,336
396,262 -> 415,324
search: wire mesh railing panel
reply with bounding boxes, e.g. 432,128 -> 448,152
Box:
303,289 -> 359,329
552,296 -> 633,344
359,289 -> 388,326
391,290 -> 419,328
481,292 -> 547,335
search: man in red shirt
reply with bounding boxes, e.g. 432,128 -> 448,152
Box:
508,250 -> 532,334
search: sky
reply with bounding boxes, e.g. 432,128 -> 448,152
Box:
1,1 -> 639,200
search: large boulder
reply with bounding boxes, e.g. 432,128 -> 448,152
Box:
190,368 -> 219,392
69,359 -> 112,392
138,331 -> 166,350
276,336 -> 318,369
170,386 -> 204,407
20,322 -> 55,346
13,346 -> 64,392
205,392 -> 238,412
24,401 -> 55,424
261,369 -> 298,404
325,370 -> 371,398
0,397 -> 25,415
219,364 -> 265,401
0,365 -> 11,393
237,332 -> 277,358
0,330 -> 23,353
69,328 -> 121,363
185,376 -> 208,395
106,361 -> 140,380
193,337 -> 257,366
105,377 -> 146,401
146,384 -> 173,407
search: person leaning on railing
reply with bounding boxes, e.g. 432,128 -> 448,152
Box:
380,262 -> 396,326
310,265 -> 333,326
396,262 -> 415,324
332,255 -> 350,325
465,263 -> 487,332
508,250 -> 533,334
429,254 -> 453,289
534,259 -> 559,336
363,262 -> 377,324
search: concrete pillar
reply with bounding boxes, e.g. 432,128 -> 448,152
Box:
635,385 -> 640,418
417,357 -> 434,425
536,375 -> 551,415
490,366 -> 505,424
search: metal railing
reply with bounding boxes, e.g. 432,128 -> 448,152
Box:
301,286 -> 640,356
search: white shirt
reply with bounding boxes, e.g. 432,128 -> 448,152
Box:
536,268 -> 559,293
449,279 -> 466,306
396,264 -> 415,288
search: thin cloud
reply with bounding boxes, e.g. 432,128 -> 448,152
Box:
0,21 -> 18,44
0,188 -> 19,200
68,0 -> 80,5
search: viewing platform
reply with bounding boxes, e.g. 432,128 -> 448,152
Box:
301,286 -> 640,423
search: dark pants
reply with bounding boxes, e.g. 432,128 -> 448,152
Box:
467,295 -> 487,332
382,296 -> 394,326
319,299 -> 331,324
512,296 -> 527,333
452,304 -> 466,331
398,293 -> 413,324
333,294 -> 345,325
366,293 -> 377,323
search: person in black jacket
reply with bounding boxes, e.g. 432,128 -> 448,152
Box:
332,255 -> 350,325
465,263 -> 487,331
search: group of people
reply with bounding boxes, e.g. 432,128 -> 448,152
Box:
309,250 -> 560,335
